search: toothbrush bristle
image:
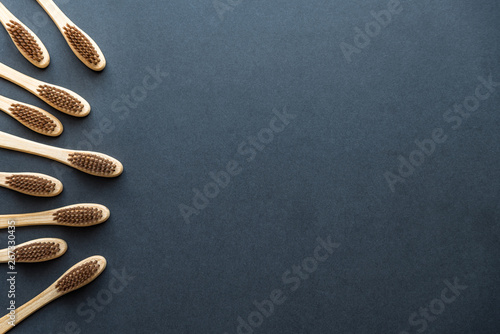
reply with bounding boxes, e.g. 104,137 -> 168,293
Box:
37,85 -> 84,115
6,174 -> 57,196
63,24 -> 101,66
9,104 -> 57,134
15,241 -> 61,262
53,206 -> 104,226
6,20 -> 44,63
55,260 -> 101,293
68,153 -> 117,175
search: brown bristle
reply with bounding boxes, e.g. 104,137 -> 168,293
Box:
9,104 -> 57,134
68,153 -> 117,175
6,20 -> 44,63
37,85 -> 84,114
15,242 -> 60,262
55,260 -> 100,292
63,24 -> 100,65
6,174 -> 56,195
53,206 -> 103,226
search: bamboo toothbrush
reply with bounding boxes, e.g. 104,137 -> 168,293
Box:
35,0 -> 106,71
0,256 -> 106,332
0,2 -> 50,68
0,131 -> 123,177
0,238 -> 67,263
0,94 -> 63,136
0,172 -> 62,197
0,203 -> 110,229
0,62 -> 90,116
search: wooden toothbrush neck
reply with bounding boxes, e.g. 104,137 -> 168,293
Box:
0,3 -> 10,21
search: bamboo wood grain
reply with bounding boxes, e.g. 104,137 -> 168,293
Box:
0,238 -> 67,263
0,62 -> 90,117
0,256 -> 106,332
0,203 -> 110,229
0,131 -> 123,177
0,2 -> 50,68
0,172 -> 63,197
0,94 -> 63,136
35,0 -> 106,71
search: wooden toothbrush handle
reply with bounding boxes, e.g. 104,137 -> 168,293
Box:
0,95 -> 11,112
0,172 -> 11,194
0,3 -> 12,22
0,131 -> 68,163
0,210 -> 57,229
35,0 -> 72,27
0,62 -> 40,93
0,247 -> 11,263
0,288 -> 59,333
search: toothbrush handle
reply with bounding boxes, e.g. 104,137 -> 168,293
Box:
0,247 -> 10,263
0,62 -> 40,93
35,0 -> 72,27
0,131 -> 68,162
0,211 -> 57,229
0,288 -> 59,333
0,3 -> 12,22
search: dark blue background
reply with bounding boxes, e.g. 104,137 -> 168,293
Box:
0,0 -> 499,333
